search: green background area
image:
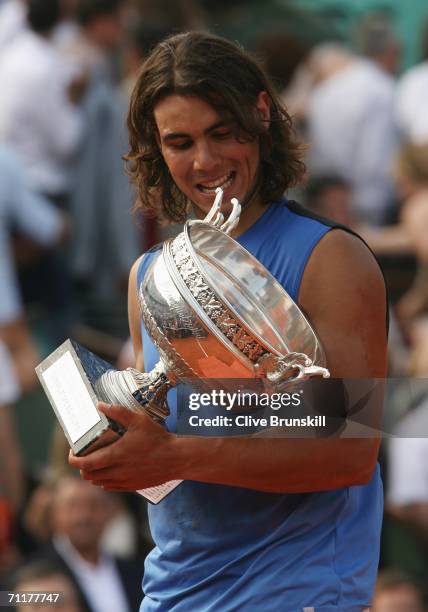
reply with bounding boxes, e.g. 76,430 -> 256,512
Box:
210,0 -> 428,71
293,0 -> 428,69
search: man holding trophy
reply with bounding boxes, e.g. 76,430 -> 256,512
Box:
67,32 -> 387,611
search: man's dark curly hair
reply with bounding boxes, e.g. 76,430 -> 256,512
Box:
126,31 -> 305,224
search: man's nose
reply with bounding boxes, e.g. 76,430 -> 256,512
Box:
193,141 -> 218,172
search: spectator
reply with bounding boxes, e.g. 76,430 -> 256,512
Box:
20,480 -> 56,560
304,174 -> 354,226
372,570 -> 424,612
0,0 -> 26,51
120,20 -> 176,250
347,139 -> 428,261
388,396 -> 428,524
0,0 -> 83,202
0,144 -> 66,387
354,12 -> 401,76
52,0 -> 80,52
386,368 -> 428,591
396,18 -> 428,145
0,0 -> 84,344
29,475 -> 144,612
393,143 -> 428,323
305,43 -> 398,225
121,21 -> 171,100
0,144 -> 67,575
12,559 -> 83,612
61,0 -> 139,305
407,318 -> 428,377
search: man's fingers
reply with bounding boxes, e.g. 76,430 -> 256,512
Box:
98,402 -> 135,429
79,464 -> 118,479
91,480 -> 133,492
69,443 -> 120,472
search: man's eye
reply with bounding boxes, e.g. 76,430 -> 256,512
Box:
213,130 -> 232,140
169,140 -> 192,150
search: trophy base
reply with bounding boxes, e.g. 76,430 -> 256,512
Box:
36,339 -> 180,504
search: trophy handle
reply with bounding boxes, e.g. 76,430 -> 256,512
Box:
256,352 -> 330,385
203,188 -> 242,235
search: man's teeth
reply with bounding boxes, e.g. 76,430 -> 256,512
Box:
199,173 -> 233,192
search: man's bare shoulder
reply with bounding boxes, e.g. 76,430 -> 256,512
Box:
301,228 -> 385,292
299,228 -> 387,378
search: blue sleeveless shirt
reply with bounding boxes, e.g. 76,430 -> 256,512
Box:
138,200 -> 383,612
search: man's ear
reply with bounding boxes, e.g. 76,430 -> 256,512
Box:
256,91 -> 271,127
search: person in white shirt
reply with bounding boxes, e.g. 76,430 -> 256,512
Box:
0,0 -> 83,200
387,395 -> 428,554
388,397 -> 428,507
396,62 -> 428,145
0,0 -> 85,343
306,44 -> 398,226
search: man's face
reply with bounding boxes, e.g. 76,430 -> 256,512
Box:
154,93 -> 269,218
52,478 -> 111,552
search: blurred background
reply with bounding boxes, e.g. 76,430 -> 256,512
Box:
2,0 -> 428,610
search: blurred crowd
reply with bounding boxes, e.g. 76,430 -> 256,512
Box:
1,0 -> 428,610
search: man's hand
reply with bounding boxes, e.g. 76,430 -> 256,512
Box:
69,403 -> 178,491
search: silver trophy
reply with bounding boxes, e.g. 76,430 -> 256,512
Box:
107,188 -> 329,408
36,188 -> 329,502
